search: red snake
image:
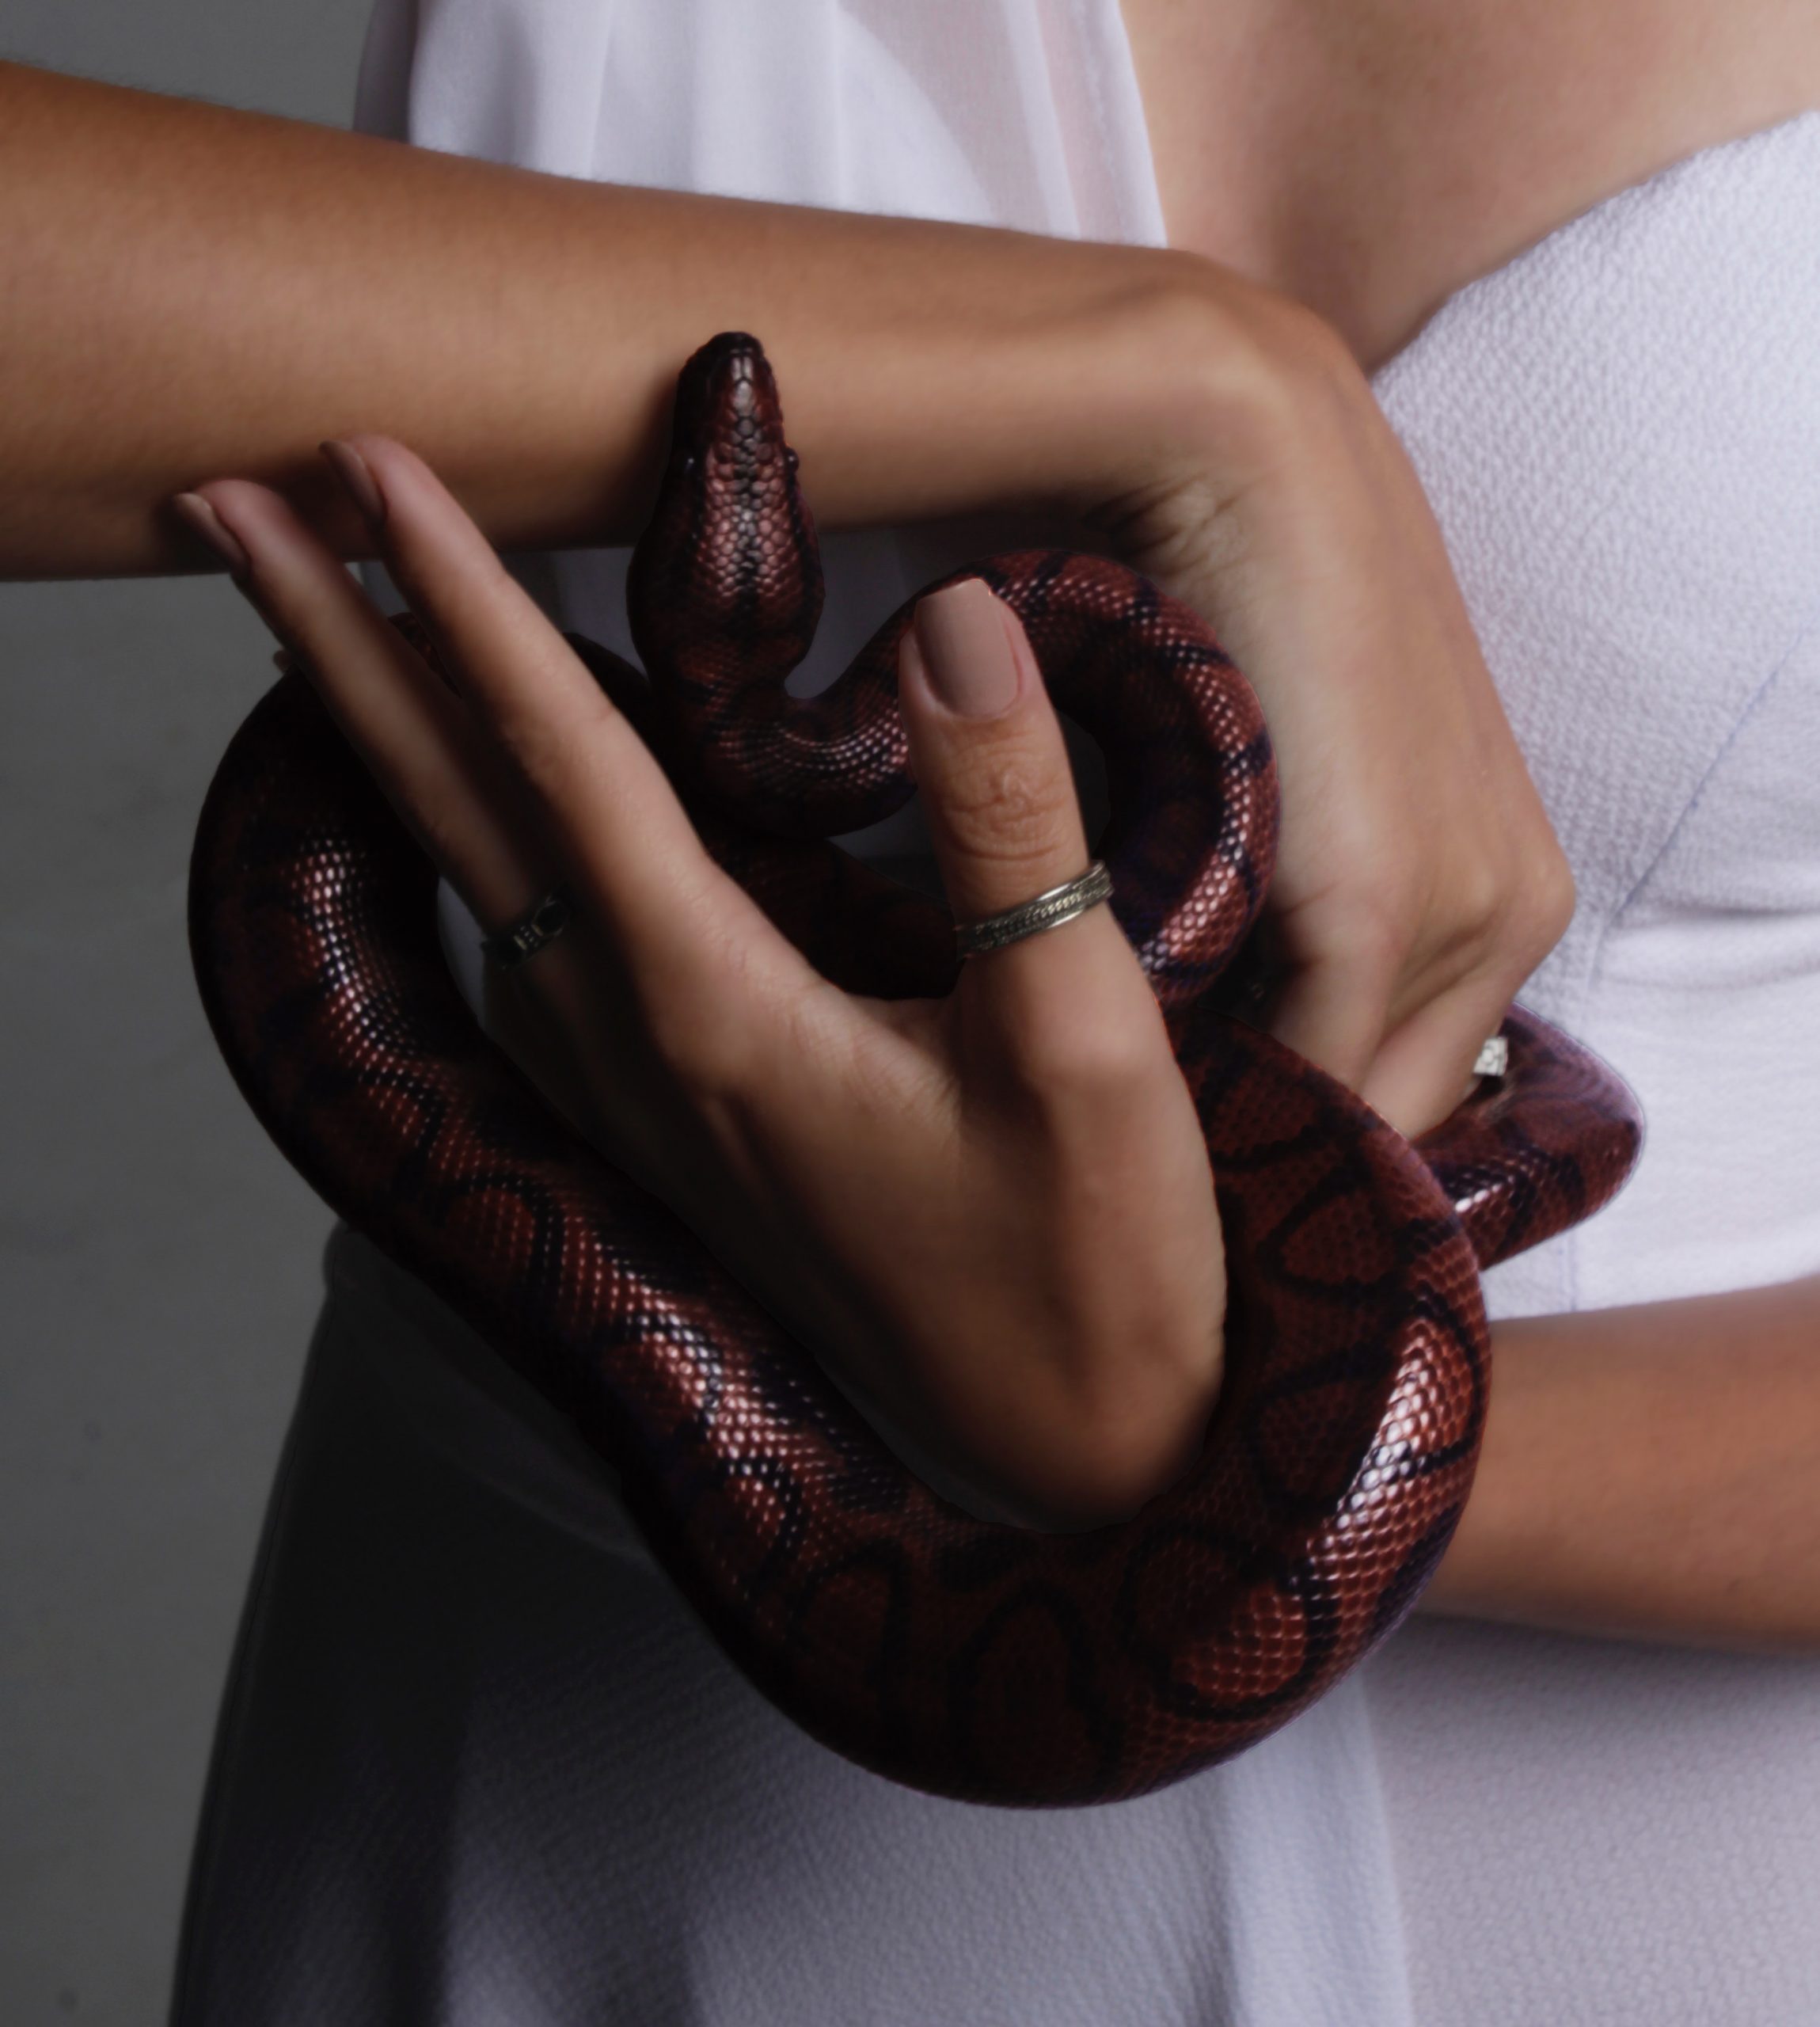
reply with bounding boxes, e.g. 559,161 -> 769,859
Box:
189,333 -> 1641,1806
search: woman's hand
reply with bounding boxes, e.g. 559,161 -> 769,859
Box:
1076,281 -> 1574,1136
175,442 -> 1225,1530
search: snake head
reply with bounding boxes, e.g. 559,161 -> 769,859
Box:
629,331 -> 824,709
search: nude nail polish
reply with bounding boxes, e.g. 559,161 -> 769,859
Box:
321,439 -> 387,529
910,578 -> 1021,719
172,492 -> 250,579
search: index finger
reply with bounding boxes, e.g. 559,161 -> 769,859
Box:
325,435 -> 812,1020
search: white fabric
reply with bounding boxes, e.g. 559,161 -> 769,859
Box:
322,1220 -> 1415,2027
352,2 -> 1820,2019
355,11 -> 1417,2025
357,0 -> 1165,241
1362,119 -> 1820,2027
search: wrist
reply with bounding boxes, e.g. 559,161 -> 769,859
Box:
768,245 -> 1251,541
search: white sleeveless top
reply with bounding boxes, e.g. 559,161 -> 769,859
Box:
351,5 -> 1820,2021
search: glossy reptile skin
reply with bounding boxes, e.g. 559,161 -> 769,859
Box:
189,333 -> 1642,1807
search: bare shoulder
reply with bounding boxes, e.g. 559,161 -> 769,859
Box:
1123,0 -> 1820,363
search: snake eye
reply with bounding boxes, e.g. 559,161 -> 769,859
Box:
785,448 -> 800,473
680,452 -> 699,478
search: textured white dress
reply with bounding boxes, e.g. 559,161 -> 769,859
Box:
169,4 -> 1820,2022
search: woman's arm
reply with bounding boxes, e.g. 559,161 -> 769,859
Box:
1423,1274 -> 1820,1648
0,59 -> 1218,576
2,58 -> 1574,1144
11,58 -> 1614,1528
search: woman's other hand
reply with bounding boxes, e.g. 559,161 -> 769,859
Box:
175,443 -> 1225,1530
1077,280 -> 1574,1137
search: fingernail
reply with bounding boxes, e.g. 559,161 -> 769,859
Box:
321,439 -> 386,529
172,492 -> 250,580
910,578 -> 1021,719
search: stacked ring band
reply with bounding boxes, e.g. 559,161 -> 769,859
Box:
954,861 -> 1114,957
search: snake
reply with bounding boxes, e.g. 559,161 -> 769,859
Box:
188,331 -> 1642,1808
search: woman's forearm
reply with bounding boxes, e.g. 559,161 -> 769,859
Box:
0,60 -> 1218,579
1421,1272 -> 1820,1648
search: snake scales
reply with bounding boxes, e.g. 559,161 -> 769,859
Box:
189,332 -> 1641,1806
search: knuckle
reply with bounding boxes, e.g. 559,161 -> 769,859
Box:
644,926 -> 769,1105
496,712 -> 574,793
1522,845 -> 1578,950
937,741 -> 1076,871
1003,999 -> 1160,1109
1365,832 -> 1575,1019
1438,853 -> 1508,953
657,1014 -> 753,1112
1446,836 -> 1577,983
1035,1032 -> 1150,1109
495,696 -> 611,798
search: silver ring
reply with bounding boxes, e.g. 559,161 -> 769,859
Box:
954,861 -> 1114,957
1472,1034 -> 1510,1080
481,883 -> 576,971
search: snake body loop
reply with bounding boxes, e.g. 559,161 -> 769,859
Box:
189,333 -> 1641,1805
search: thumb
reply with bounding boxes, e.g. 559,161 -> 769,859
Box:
898,578 -> 1144,1079
896,577 -> 1093,933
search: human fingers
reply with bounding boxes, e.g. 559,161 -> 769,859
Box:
1363,976 -> 1518,1139
1271,922 -> 1509,1139
313,435 -> 819,1047
173,480 -> 546,936
895,579 -> 1162,1083
1084,295 -> 1572,1138
180,475 -> 643,1145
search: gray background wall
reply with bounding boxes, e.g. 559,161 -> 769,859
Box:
2,9 -> 373,2021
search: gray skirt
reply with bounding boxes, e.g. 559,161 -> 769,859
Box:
169,1226 -> 1412,2027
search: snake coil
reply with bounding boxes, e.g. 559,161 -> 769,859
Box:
189,333 -> 1641,1806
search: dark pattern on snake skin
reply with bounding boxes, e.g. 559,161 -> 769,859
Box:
188,332 -> 1641,1806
